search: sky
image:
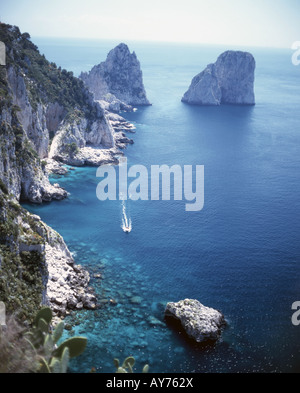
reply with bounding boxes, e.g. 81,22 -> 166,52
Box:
0,0 -> 299,48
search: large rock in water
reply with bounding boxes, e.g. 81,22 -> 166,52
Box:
182,51 -> 256,105
165,299 -> 225,343
80,43 -> 151,107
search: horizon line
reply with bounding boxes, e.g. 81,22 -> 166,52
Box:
30,35 -> 290,51
0,21 -> 289,50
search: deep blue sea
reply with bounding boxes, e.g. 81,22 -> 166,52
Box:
23,38 -> 300,373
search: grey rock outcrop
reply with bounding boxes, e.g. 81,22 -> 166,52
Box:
6,63 -> 119,168
165,299 -> 225,343
7,66 -> 51,158
0,189 -> 97,320
44,218 -> 97,316
3,24 -> 128,173
0,108 -> 67,204
0,23 -> 99,321
182,51 -> 256,106
80,43 -> 151,108
48,101 -> 118,166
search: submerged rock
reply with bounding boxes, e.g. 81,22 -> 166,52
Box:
165,299 -> 225,343
130,296 -> 143,305
182,51 -> 256,106
147,316 -> 165,328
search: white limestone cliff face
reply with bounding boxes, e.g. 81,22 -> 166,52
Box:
7,66 -> 50,158
80,43 -> 151,108
48,99 -> 136,167
0,107 -> 67,204
7,67 -> 66,159
42,217 -> 97,316
48,102 -> 122,166
20,164 -> 67,203
7,64 -> 121,169
182,51 -> 256,106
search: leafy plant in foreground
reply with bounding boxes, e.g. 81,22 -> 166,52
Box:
114,357 -> 149,374
26,307 -> 87,373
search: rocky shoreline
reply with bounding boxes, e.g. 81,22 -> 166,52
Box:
1,25 -> 227,340
42,110 -> 138,318
45,106 -> 136,173
39,109 -> 138,316
0,24 -> 229,336
45,234 -> 97,317
17,211 -> 99,320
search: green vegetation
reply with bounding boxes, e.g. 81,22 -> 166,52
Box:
64,142 -> 79,156
0,307 -> 87,373
0,178 -> 8,195
27,307 -> 87,373
0,190 -> 47,322
0,22 -> 98,120
114,357 -> 150,373
0,244 -> 45,322
0,307 -> 150,374
0,24 -> 143,374
0,23 -> 54,329
0,118 -> 48,321
0,66 -> 11,108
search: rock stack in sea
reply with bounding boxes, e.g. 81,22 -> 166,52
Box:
182,51 -> 256,106
80,43 -> 151,111
165,299 -> 226,343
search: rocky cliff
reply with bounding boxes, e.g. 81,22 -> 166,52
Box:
1,24 -> 124,171
182,51 -> 256,105
0,75 -> 67,203
0,24 -> 147,322
80,43 -> 151,109
0,23 -> 103,321
0,189 -> 97,322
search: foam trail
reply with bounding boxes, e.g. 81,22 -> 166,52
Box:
121,200 -> 132,232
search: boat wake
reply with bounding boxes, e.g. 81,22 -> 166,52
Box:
121,200 -> 132,233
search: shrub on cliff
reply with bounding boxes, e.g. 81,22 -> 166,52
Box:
0,22 -> 98,120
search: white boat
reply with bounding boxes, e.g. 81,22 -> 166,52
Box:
124,226 -> 131,233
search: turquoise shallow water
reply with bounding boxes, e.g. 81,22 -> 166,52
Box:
24,39 -> 300,373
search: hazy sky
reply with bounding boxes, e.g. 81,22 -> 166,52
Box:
0,0 -> 299,48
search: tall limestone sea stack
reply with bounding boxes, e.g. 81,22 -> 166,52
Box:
182,51 -> 256,106
80,43 -> 151,111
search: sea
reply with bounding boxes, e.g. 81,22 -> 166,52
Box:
23,37 -> 300,373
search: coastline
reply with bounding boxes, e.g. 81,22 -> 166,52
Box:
1,23 -> 300,373
0,23 -> 145,325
